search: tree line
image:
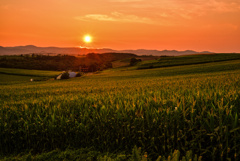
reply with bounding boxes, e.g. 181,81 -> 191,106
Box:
0,53 -> 137,72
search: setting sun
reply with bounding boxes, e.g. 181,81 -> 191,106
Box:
84,35 -> 92,43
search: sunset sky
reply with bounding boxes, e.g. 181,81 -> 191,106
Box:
1,0 -> 240,52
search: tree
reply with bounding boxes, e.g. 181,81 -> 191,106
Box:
130,58 -> 142,66
61,72 -> 69,79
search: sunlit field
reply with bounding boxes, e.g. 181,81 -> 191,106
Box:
1,58 -> 240,160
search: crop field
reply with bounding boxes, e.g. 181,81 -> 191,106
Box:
137,54 -> 240,69
0,68 -> 61,77
0,68 -> 61,85
1,56 -> 240,160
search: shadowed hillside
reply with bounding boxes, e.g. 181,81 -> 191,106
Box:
0,45 -> 214,56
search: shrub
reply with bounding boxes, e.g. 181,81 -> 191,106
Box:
130,58 -> 142,66
76,72 -> 82,77
60,72 -> 69,79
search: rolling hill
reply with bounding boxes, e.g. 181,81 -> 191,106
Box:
0,45 -> 213,56
1,54 -> 240,160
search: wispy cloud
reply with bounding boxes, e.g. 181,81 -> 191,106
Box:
83,14 -> 116,21
75,12 -> 153,24
209,0 -> 240,12
123,0 -> 240,19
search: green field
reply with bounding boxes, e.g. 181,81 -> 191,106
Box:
0,68 -> 61,85
1,55 -> 240,160
137,53 -> 240,69
0,68 -> 61,77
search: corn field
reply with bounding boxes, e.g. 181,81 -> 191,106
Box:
1,65 -> 240,160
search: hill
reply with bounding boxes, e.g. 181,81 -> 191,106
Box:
136,53 -> 240,69
0,45 -> 213,56
1,55 -> 240,160
0,45 -> 115,55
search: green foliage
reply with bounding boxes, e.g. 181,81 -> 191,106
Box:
0,53 -> 136,72
1,148 -> 101,161
131,146 -> 142,161
0,55 -> 78,71
1,58 -> 240,160
75,72 -> 82,77
1,147 -> 201,161
130,58 -> 142,66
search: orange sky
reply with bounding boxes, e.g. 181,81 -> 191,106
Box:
1,0 -> 240,52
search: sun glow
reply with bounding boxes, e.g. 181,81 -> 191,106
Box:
84,35 -> 92,43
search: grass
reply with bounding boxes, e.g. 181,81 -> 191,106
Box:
136,53 -> 240,69
0,74 -> 44,85
0,68 -> 61,77
112,59 -> 131,68
0,68 -> 61,85
1,55 -> 240,160
111,55 -> 158,69
101,59 -> 240,79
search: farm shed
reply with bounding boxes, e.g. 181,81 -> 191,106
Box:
69,71 -> 76,78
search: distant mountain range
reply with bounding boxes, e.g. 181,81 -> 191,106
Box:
0,45 -> 213,56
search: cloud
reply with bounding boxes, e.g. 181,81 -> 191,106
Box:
84,14 -> 116,21
75,0 -> 240,26
123,0 -> 240,17
203,0 -> 238,12
75,12 -> 153,24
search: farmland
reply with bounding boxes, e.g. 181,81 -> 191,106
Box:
0,68 -> 61,85
136,53 -> 240,69
1,54 -> 240,160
